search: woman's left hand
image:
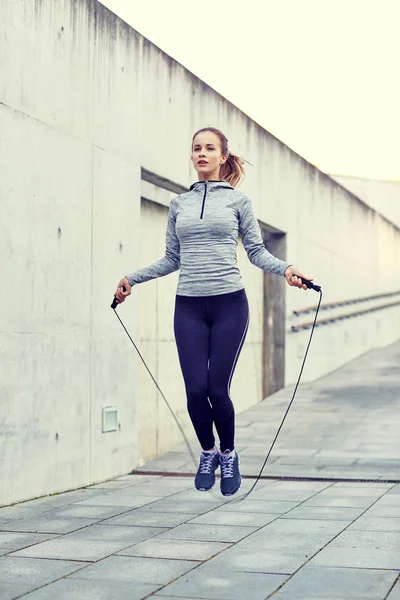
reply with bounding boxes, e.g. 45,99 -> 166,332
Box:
284,265 -> 312,290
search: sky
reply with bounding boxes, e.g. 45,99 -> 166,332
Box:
100,0 -> 399,181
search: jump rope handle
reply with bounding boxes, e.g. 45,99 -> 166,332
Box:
111,285 -> 127,309
301,278 -> 321,292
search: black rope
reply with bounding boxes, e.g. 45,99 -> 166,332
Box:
237,289 -> 323,500
112,309 -> 198,470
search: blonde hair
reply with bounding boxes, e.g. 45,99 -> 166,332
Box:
192,127 -> 246,188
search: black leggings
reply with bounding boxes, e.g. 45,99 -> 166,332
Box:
174,289 -> 249,451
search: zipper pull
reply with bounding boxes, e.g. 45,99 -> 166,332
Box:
200,181 -> 208,219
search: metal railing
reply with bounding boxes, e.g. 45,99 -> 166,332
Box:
291,290 -> 400,332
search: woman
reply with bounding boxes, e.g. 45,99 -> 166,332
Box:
115,127 -> 312,496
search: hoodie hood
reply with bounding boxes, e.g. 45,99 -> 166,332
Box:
189,180 -> 234,192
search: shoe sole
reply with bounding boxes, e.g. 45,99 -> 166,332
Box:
221,478 -> 242,497
195,480 -> 216,492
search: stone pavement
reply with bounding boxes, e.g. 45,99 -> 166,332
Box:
1,342 -> 399,599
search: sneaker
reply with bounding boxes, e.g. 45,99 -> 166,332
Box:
195,450 -> 220,491
220,450 -> 241,496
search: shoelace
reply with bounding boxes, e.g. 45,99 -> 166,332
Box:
199,452 -> 217,474
220,453 -> 234,478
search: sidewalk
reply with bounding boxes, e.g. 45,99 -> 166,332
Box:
1,342 -> 399,600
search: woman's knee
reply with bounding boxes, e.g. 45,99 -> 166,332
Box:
208,386 -> 234,420
186,384 -> 209,421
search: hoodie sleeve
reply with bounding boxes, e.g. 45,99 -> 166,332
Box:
238,194 -> 291,276
125,197 -> 181,286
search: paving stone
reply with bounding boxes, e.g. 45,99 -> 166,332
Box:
69,555 -> 198,584
44,504 -> 134,520
347,517 -> 400,532
328,530 -> 400,549
48,524 -> 168,544
138,497 -> 223,514
8,538 -> 132,562
0,532 -> 59,554
0,516 -> 98,534
90,486 -> 165,499
259,518 -> 347,535
188,511 -> 278,527
333,481 -> 395,490
280,506 -> 364,521
104,509 -> 197,528
73,494 -> 162,508
313,485 -> 390,497
271,596 -> 366,600
20,578 -> 159,599
0,582 -> 37,599
213,499 -> 299,514
363,506 -> 400,518
237,531 -> 335,553
167,489 -> 232,502
118,538 -> 231,561
155,523 -> 258,543
153,597 -> 210,600
114,475 -> 160,483
0,556 -> 89,585
85,475 -> 153,490
251,481 -> 330,495
308,546 -> 400,570
12,490 -> 106,510
242,488 -> 319,502
132,477 -> 192,488
101,485 -> 178,497
300,495 -> 381,508
273,565 -> 398,598
0,519 -> 12,526
374,495 -> 400,506
205,547 -> 310,574
387,581 -> 400,599
0,506 -> 60,520
155,565 -> 288,600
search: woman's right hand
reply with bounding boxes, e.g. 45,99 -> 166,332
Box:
114,277 -> 132,304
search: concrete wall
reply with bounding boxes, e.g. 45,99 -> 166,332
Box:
330,175 -> 400,229
1,0 -> 400,503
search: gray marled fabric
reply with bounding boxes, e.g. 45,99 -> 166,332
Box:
126,180 -> 290,296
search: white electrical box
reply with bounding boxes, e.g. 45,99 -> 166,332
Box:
102,406 -> 118,432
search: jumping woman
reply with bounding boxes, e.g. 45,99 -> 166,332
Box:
115,127 -> 312,496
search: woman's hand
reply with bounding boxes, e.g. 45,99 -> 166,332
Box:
284,266 -> 312,290
114,277 -> 132,303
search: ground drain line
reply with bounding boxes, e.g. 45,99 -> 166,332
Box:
131,470 -> 399,484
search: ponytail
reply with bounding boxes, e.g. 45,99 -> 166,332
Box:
220,152 -> 245,188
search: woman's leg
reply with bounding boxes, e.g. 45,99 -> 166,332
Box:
173,295 -> 214,450
207,289 -> 250,451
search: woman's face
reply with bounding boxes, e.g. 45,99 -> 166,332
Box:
191,131 -> 227,180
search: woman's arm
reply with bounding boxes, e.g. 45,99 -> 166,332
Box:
125,197 -> 181,286
238,195 -> 312,290
115,198 -> 181,303
238,194 -> 290,276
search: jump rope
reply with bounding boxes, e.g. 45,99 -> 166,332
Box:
111,279 -> 322,499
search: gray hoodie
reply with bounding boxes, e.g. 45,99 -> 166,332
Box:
126,180 -> 290,297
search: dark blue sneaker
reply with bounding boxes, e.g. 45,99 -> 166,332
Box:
195,450 -> 220,491
220,450 -> 241,496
